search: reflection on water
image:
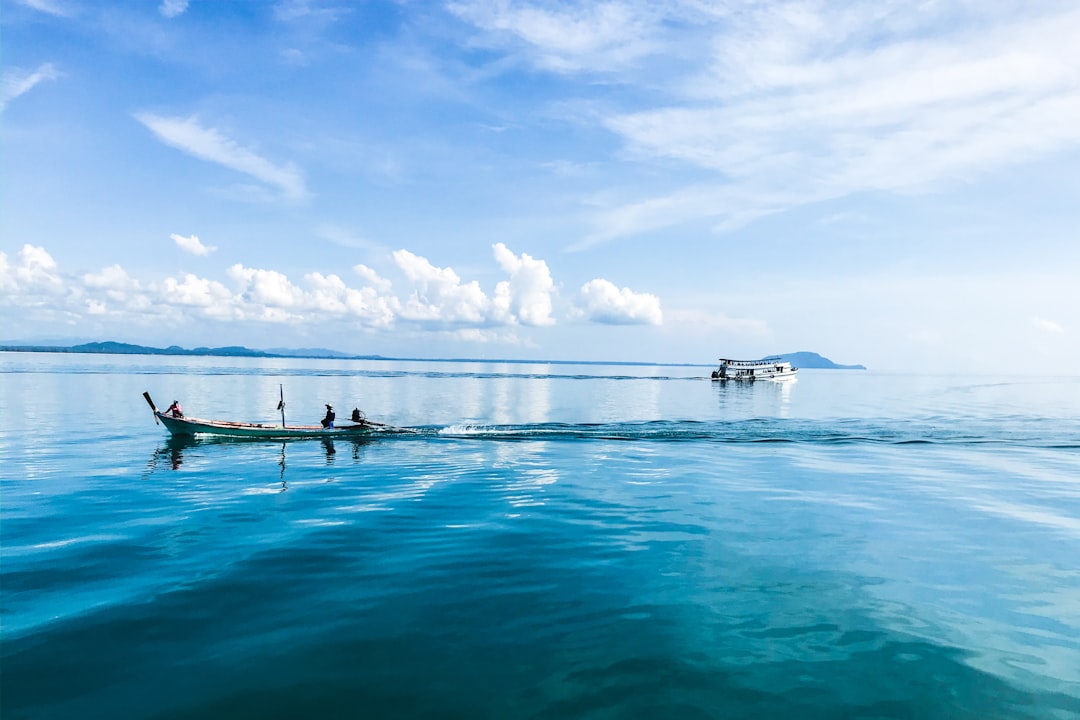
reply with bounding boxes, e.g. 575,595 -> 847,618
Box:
145,434 -> 375,484
713,376 -> 796,418
278,442 -> 286,490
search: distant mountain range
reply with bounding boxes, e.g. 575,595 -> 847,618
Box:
0,341 -> 389,360
0,341 -> 865,369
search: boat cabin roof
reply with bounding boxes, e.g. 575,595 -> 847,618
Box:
718,357 -> 790,367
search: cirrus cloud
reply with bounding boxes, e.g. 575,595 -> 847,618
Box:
447,0 -> 661,74
452,2 -> 1080,245
1033,317 -> 1064,334
1,63 -> 62,112
159,0 -> 188,18
135,113 -> 309,203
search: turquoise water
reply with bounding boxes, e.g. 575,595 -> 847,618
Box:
2,352 -> 1079,719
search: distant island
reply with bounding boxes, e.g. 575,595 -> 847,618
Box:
769,352 -> 866,370
0,341 -> 865,369
0,341 -> 389,361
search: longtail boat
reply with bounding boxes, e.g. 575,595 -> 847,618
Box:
143,391 -> 399,439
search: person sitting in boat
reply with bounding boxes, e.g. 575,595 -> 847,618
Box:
166,400 -> 183,418
321,404 -> 336,428
351,407 -> 364,423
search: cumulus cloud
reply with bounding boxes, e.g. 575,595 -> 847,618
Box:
135,113 -> 308,203
163,273 -> 238,320
83,265 -> 152,313
195,264 -> 400,326
159,0 -> 188,18
227,264 -> 305,309
353,264 -> 393,294
1,63 -> 62,112
1033,317 -> 1064,334
575,278 -> 662,325
171,233 -> 217,256
2,243 -> 666,342
491,242 -> 555,326
303,272 -> 399,327
392,249 -> 491,324
0,244 -> 65,295
83,264 -> 140,296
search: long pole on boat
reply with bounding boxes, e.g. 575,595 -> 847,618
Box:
143,391 -> 160,425
278,384 -> 286,428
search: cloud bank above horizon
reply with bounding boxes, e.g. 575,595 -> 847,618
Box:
0,241 -> 664,344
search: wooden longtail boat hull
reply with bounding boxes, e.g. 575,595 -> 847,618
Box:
144,391 -> 397,439
155,412 -> 385,438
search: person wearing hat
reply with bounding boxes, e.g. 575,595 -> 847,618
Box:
321,404 -> 336,428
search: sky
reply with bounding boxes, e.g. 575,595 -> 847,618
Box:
2,0 -> 1078,371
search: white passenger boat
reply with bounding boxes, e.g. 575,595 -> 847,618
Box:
710,357 -> 798,382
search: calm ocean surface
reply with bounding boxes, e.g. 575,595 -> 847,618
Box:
2,352 -> 1079,719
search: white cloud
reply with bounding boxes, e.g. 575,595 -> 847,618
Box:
577,185 -> 797,250
390,245 -> 562,328
82,264 -> 154,314
163,273 -> 235,311
392,249 -> 492,324
303,271 -> 399,327
574,278 -> 661,325
0,244 -> 65,295
1,243 -> 669,344
1,63 -> 62,111
159,0 -> 189,18
1033,317 -> 1065,334
227,264 -> 306,309
274,0 -> 351,24
12,0 -> 70,17
448,0 -> 661,73
462,2 -> 1080,244
318,224 -> 378,251
171,233 -> 217,256
443,327 -> 527,345
83,264 -> 135,290
663,309 -> 770,338
135,114 -> 309,203
280,48 -> 308,67
491,242 -> 555,326
352,264 -> 393,294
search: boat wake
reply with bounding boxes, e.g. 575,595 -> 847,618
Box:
422,419 -> 1080,447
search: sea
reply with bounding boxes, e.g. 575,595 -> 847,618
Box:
2,351 -> 1079,720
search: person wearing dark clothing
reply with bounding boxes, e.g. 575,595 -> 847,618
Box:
351,408 -> 363,423
321,404 -> 335,428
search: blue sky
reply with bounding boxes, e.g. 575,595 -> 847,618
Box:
2,0 -> 1078,370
